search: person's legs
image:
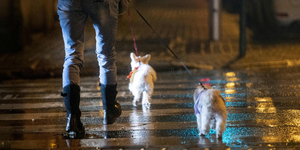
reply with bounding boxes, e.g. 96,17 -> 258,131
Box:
85,0 -> 121,124
58,0 -> 87,87
87,0 -> 119,85
57,0 -> 88,134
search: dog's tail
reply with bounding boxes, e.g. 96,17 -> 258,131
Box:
150,67 -> 157,82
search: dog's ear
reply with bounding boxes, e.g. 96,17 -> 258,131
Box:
143,54 -> 151,63
130,52 -> 136,60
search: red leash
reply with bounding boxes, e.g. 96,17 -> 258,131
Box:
124,0 -> 206,89
126,0 -> 139,57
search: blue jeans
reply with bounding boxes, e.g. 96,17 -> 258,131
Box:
57,0 -> 119,87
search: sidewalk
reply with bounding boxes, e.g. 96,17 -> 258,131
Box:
1,0 -> 300,80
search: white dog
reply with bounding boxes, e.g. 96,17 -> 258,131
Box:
193,85 -> 227,139
128,53 -> 157,108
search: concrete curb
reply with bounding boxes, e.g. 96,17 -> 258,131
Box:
230,59 -> 300,69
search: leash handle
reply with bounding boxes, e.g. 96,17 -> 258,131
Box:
126,0 -> 139,57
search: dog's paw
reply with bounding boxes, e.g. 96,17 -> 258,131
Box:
216,133 -> 222,139
142,102 -> 151,108
199,130 -> 208,136
132,101 -> 137,107
199,133 -> 206,136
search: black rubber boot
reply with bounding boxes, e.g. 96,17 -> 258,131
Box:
100,84 -> 122,124
62,84 -> 85,135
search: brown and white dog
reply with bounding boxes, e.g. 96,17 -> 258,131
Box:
128,53 -> 157,108
194,85 -> 227,138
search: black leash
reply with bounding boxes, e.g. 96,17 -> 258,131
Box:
125,0 -> 206,89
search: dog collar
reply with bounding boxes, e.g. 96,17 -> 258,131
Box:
127,67 -> 139,79
127,67 -> 139,83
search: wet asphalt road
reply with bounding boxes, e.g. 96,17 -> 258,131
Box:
2,67 -> 300,149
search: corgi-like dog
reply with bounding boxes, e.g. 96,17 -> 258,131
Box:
128,53 -> 157,108
194,85 -> 227,139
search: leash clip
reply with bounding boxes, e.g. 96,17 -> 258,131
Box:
198,82 -> 206,90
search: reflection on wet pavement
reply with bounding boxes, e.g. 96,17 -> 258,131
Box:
2,67 -> 300,149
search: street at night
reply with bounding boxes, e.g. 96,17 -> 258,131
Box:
1,0 -> 300,149
2,68 -> 300,149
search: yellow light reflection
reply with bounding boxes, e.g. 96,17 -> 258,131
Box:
261,136 -> 278,143
225,72 -> 240,82
255,97 -> 272,102
262,135 -> 300,143
99,109 -> 104,117
256,107 -> 276,113
226,77 -> 240,81
291,135 -> 300,142
225,89 -> 236,94
257,98 -> 266,102
255,97 -> 277,113
49,140 -> 57,149
225,82 -> 237,94
259,104 -> 300,144
254,97 -> 279,144
97,81 -> 101,90
246,83 -> 252,88
225,72 -> 236,77
282,110 -> 300,126
256,119 -> 278,126
293,119 -> 300,125
225,83 -> 235,88
51,143 -> 57,149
